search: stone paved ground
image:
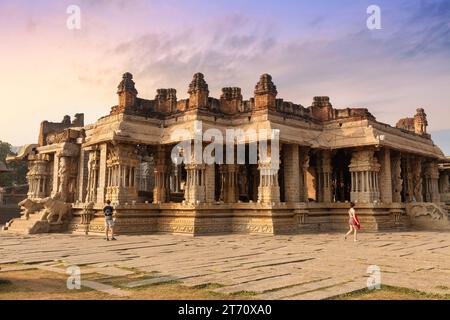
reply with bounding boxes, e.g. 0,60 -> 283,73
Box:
1,231 -> 449,300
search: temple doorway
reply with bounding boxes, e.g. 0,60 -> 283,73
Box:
332,149 -> 351,202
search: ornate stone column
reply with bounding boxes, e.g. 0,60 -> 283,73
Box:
349,148 -> 381,203
105,144 -> 139,204
219,164 -> 239,203
411,157 -> 424,202
96,144 -> 108,204
299,148 -> 310,202
391,153 -> 403,203
153,145 -> 171,204
379,148 -> 393,204
402,156 -> 414,202
283,144 -> 300,203
316,150 -> 332,203
424,161 -> 440,203
439,170 -> 449,202
204,164 -> 216,203
85,148 -> 100,203
258,143 -> 280,204
77,148 -> 89,203
27,154 -> 51,200
184,163 -> 206,204
51,155 -> 60,198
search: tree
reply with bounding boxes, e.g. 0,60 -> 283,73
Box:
0,141 -> 28,188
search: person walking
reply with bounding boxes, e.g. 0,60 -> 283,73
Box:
344,202 -> 360,242
103,200 -> 116,241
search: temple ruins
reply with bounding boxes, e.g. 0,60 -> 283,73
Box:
3,72 -> 450,235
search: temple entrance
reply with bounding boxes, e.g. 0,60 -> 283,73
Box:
237,144 -> 259,203
332,149 -> 351,202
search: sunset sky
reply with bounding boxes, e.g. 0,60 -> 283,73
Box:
0,0 -> 449,154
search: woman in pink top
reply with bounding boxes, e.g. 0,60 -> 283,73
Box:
344,202 -> 359,242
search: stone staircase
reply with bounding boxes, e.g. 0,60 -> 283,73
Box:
2,213 -> 68,234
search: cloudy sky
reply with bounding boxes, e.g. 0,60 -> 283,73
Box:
0,0 -> 449,154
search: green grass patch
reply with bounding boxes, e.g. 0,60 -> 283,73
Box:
231,291 -> 259,297
192,283 -> 224,290
0,279 -> 13,286
331,285 -> 450,300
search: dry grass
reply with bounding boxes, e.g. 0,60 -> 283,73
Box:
333,286 -> 450,300
0,269 -> 254,300
2,267 -> 449,300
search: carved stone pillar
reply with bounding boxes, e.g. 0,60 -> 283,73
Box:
379,148 -> 393,204
219,164 -> 239,203
424,161 -> 440,203
439,171 -> 449,202
299,148 -> 310,202
205,164 -> 216,203
250,166 -> 259,202
85,148 -> 100,203
283,144 -> 300,203
402,156 -> 414,202
51,155 -> 60,198
60,157 -> 70,201
258,143 -> 280,204
153,145 -> 171,204
317,150 -> 332,203
93,144 -> 107,204
27,155 -> 51,200
105,144 -> 139,204
184,163 -> 206,204
77,148 -> 89,203
349,148 -> 381,203
391,153 -> 403,203
411,157 -> 423,202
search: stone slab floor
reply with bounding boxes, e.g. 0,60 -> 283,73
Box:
1,231 -> 449,300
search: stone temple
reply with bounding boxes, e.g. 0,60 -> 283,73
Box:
3,72 -> 450,235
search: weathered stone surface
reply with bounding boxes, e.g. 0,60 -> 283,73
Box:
1,231 -> 450,299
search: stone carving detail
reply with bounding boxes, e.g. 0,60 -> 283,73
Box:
155,88 -> 177,113
18,198 -> 43,220
396,108 -> 430,138
349,148 -> 381,203
106,144 -> 140,204
188,73 -> 209,94
391,154 -> 403,203
39,114 -> 84,146
255,74 -> 277,96
311,97 -> 333,121
238,166 -> 249,200
258,144 -> 280,204
35,193 -> 72,224
414,108 -> 428,135
26,155 -> 52,199
220,87 -> 243,114
407,203 -> 448,221
254,74 -> 277,110
113,72 -> 138,114
412,158 -> 423,202
79,201 -> 95,234
12,193 -> 72,234
424,161 -> 440,203
188,73 -> 209,109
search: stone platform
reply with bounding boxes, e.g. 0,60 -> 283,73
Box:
67,202 -> 410,236
1,231 -> 449,299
